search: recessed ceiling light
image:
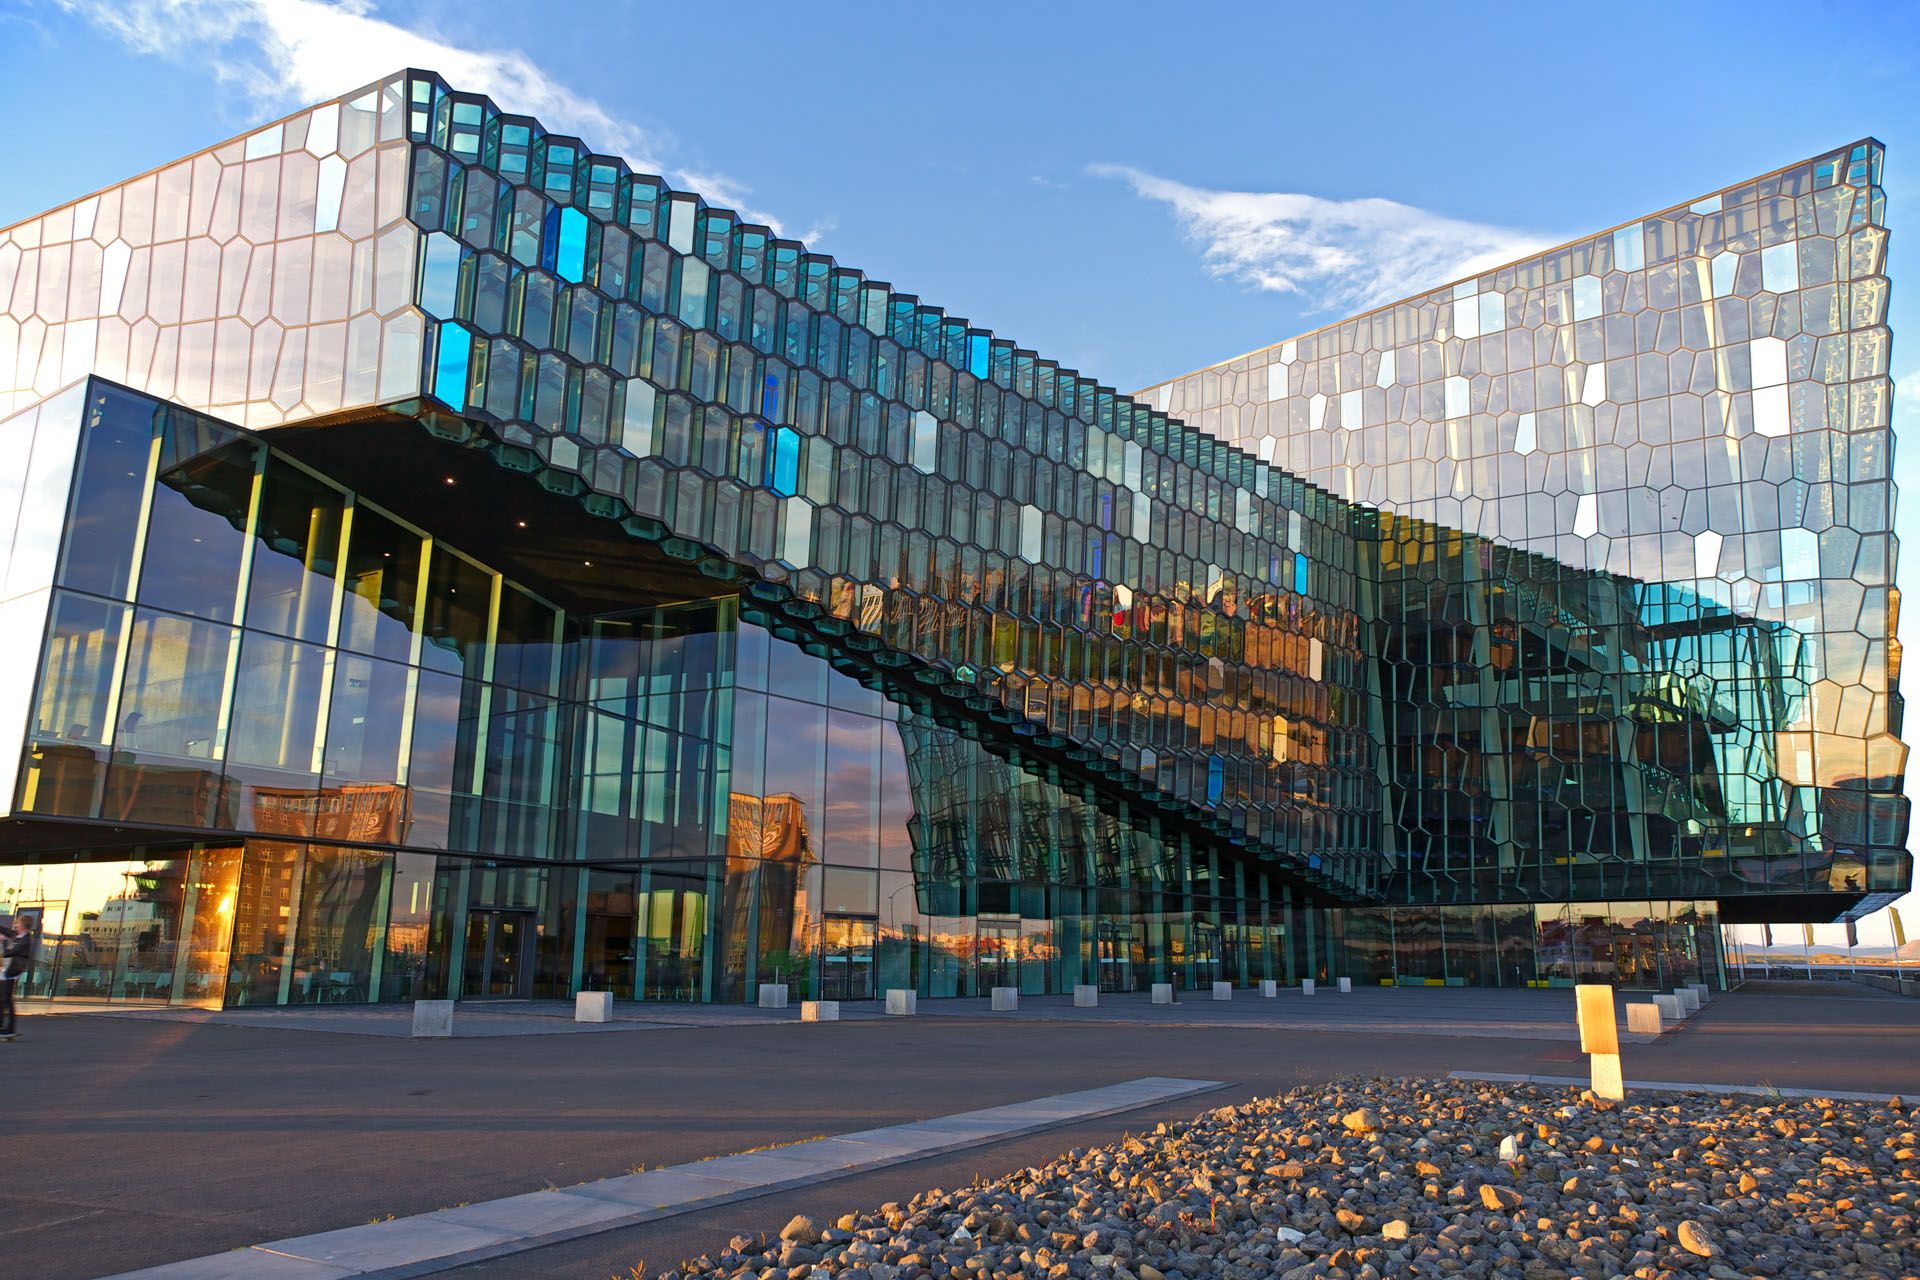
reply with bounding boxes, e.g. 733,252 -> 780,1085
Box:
443,476 -> 456,486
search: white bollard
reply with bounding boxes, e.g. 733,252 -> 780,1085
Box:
1212,981 -> 1233,1001
885,988 -> 917,1016
411,999 -> 454,1038
800,1000 -> 839,1022
757,983 -> 790,1009
1688,981 -> 1711,1005
1575,983 -> 1624,1101
1654,993 -> 1685,1022
574,991 -> 613,1023
1259,979 -> 1278,997
1676,987 -> 1701,1015
1626,1002 -> 1663,1035
1073,984 -> 1099,1007
1151,983 -> 1174,1004
1301,979 -> 1315,996
1337,976 -> 1352,994
990,986 -> 1019,1011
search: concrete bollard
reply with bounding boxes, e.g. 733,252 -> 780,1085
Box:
1259,979 -> 1278,997
1653,993 -> 1685,1023
574,991 -> 613,1023
1337,977 -> 1352,994
1676,987 -> 1701,1015
1626,1002 -> 1663,1035
1212,981 -> 1233,1001
1301,979 -> 1315,996
1687,981 -> 1710,1005
885,988 -> 917,1016
990,986 -> 1019,1011
1073,984 -> 1098,1007
1575,983 -> 1624,1100
800,1000 -> 839,1022
1151,983 -> 1174,1004
757,983 -> 790,1009
411,999 -> 454,1038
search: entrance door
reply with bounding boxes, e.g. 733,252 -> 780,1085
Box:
977,916 -> 1019,993
820,916 -> 875,1000
462,910 -> 534,999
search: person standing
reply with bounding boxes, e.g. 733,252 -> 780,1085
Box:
0,916 -> 32,1040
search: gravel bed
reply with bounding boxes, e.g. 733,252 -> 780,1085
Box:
650,1077 -> 1918,1280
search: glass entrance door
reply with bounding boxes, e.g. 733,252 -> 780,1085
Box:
820,915 -> 875,1000
977,916 -> 1019,993
462,909 -> 533,999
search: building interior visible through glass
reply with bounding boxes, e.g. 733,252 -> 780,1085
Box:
0,71 -> 1902,1004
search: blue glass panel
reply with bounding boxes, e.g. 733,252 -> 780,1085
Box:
420,233 -> 462,320
967,334 -> 991,379
556,207 -> 588,284
761,373 -> 781,420
1206,756 -> 1224,805
1293,553 -> 1308,594
768,426 -> 800,497
433,323 -> 472,412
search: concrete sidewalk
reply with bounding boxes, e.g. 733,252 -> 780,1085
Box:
108,1078 -> 1225,1280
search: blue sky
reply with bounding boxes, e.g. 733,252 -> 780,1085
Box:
3,0 -> 1920,952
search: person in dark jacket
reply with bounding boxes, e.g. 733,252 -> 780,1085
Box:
0,916 -> 32,1040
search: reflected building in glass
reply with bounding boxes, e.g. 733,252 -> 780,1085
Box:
0,72 -> 1903,1006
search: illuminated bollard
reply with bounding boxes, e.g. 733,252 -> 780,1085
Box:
1575,983 -> 1624,1100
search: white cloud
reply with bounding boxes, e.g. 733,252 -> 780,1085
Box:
58,0 -> 807,237
1092,163 -> 1553,313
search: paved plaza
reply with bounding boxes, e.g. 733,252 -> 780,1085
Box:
12,981 -> 1918,1279
92,983 -> 1667,1042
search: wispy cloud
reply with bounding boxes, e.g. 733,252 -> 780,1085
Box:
57,0 -> 802,236
1092,163 -> 1552,313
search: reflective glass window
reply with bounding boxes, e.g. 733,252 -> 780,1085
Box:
138,424 -> 258,624
337,505 -> 425,665
59,385 -> 158,601
323,653 -> 410,786
246,458 -> 345,644
419,545 -> 493,679
225,633 -> 327,775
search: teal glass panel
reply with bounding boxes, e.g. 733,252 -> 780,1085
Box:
556,207 -> 588,284
768,426 -> 800,497
433,323 -> 473,411
1293,553 -> 1308,594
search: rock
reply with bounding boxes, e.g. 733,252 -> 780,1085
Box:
1275,1226 -> 1306,1244
780,1216 -> 821,1246
1737,1172 -> 1759,1194
1137,1266 -> 1164,1280
1677,1219 -> 1717,1258
1479,1184 -> 1522,1212
1343,1108 -> 1381,1134
1335,1207 -> 1366,1233
1382,1219 -> 1410,1241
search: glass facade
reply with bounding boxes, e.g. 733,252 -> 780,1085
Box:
0,72 -> 1900,1005
1140,141 -> 1907,916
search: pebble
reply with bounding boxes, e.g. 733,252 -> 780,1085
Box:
647,1078 -> 1920,1280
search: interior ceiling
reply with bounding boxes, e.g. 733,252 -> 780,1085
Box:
269,413 -> 725,616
